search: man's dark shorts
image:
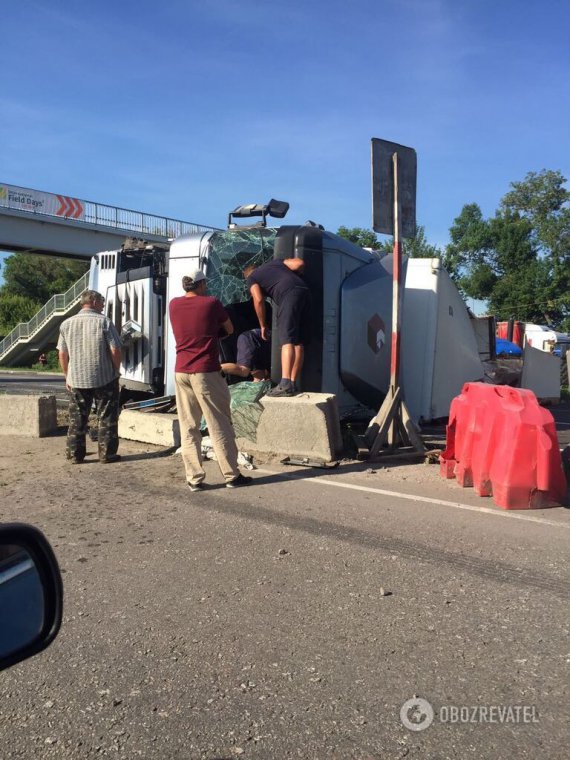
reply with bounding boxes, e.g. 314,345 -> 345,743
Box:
236,328 -> 272,371
277,287 -> 311,345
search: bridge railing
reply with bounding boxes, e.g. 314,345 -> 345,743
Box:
0,272 -> 90,359
0,183 -> 217,239
82,202 -> 215,238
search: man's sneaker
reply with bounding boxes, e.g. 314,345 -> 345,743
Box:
266,384 -> 296,397
100,455 -> 121,464
69,457 -> 84,465
187,481 -> 205,492
226,474 -> 253,488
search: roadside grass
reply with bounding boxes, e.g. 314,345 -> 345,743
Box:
0,349 -> 62,373
0,366 -> 63,374
0,347 -> 61,373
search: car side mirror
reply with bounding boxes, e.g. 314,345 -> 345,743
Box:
0,523 -> 63,672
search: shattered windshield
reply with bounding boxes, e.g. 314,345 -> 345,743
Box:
205,229 -> 276,305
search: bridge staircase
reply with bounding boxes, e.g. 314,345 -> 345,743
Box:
0,272 -> 90,366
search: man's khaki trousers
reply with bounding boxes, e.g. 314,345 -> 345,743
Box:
175,371 -> 240,486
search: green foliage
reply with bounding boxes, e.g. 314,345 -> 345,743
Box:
31,349 -> 60,371
337,225 -> 441,258
0,252 -> 89,350
0,253 -> 88,304
502,170 -> 570,328
337,226 -> 382,249
405,226 -> 443,259
0,293 -> 41,338
501,170 -> 570,259
376,225 -> 443,259
445,170 -> 570,328
443,204 -> 492,278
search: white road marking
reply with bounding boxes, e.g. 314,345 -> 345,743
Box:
255,468 -> 570,529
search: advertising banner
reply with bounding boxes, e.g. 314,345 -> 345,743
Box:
0,183 -> 85,220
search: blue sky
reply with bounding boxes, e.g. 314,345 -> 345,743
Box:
1,0 -> 569,249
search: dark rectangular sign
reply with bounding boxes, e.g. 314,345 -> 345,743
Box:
371,138 -> 417,238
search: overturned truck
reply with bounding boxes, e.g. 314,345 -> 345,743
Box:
89,201 -> 484,422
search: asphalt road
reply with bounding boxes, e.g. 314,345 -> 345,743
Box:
0,371 -> 68,402
0,434 -> 568,759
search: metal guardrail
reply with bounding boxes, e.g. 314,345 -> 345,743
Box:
81,203 -> 215,238
0,272 -> 90,358
0,183 -> 217,239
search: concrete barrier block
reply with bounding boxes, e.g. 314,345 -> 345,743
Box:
117,392 -> 343,462
520,345 -> 560,400
0,394 -> 58,437
236,392 -> 343,462
119,409 -> 180,447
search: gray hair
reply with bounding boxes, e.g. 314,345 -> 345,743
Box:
80,289 -> 104,306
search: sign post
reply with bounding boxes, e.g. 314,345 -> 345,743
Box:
365,139 -> 425,457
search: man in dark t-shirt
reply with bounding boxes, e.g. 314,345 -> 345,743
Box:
245,258 -> 311,396
169,269 -> 252,491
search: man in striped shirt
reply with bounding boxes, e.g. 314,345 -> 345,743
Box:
57,290 -> 122,464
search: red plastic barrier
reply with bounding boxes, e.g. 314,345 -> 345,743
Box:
496,320 -> 525,348
440,383 -> 567,509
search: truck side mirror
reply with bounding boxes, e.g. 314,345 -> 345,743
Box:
0,524 -> 63,672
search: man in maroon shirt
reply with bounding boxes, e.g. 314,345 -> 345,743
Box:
169,269 -> 252,491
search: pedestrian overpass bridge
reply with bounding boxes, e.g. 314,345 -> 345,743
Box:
0,181 -> 215,259
0,182 -> 217,365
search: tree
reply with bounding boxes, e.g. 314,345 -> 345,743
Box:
502,170 -> 570,329
0,293 -> 41,338
0,253 -> 89,304
442,204 -> 492,279
444,170 -> 570,329
337,225 -> 442,258
502,170 -> 570,261
337,226 -> 382,250
376,225 -> 443,259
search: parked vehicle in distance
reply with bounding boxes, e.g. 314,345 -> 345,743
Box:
524,323 -> 570,358
497,320 -> 570,358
